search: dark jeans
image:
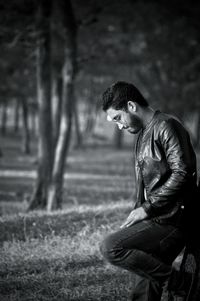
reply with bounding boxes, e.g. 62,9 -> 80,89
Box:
100,219 -> 185,301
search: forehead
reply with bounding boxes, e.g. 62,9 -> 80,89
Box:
106,108 -> 122,119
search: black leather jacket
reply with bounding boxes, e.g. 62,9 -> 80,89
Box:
134,110 -> 197,226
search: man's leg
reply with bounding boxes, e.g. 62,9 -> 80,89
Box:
131,275 -> 164,301
100,220 -> 185,301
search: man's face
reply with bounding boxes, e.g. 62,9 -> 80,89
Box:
106,107 -> 142,134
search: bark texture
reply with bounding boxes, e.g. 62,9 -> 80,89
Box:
21,98 -> 30,154
47,0 -> 77,211
29,0 -> 77,211
29,0 -> 53,210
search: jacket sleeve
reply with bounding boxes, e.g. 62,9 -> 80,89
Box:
142,118 -> 196,217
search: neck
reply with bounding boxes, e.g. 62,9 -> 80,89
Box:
142,107 -> 155,129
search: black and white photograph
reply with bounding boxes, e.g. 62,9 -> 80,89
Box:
0,0 -> 200,300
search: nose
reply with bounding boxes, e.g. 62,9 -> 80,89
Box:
117,122 -> 124,130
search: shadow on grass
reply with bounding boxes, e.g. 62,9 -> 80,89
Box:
0,263 -> 133,301
0,255 -> 104,278
0,204 -> 130,243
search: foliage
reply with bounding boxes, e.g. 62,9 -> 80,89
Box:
1,0 -> 200,110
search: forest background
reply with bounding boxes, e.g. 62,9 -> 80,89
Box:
0,0 -> 200,300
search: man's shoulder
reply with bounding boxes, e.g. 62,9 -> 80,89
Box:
154,110 -> 184,131
151,111 -> 191,145
155,110 -> 182,123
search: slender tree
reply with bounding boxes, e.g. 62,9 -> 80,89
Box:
14,98 -> 20,133
114,128 -> 124,149
29,0 -> 77,210
46,0 -> 77,211
21,97 -> 31,154
0,100 -> 8,135
29,0 -> 53,209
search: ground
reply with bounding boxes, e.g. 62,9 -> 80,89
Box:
0,133 -> 136,301
0,133 -> 199,301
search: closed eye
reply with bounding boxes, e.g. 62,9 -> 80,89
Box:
113,115 -> 121,122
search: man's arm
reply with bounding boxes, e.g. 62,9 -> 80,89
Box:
142,118 -> 196,217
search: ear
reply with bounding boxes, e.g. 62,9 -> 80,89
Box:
127,101 -> 136,112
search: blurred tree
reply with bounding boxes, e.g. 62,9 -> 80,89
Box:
0,100 -> 8,135
28,0 -> 77,211
114,128 -> 124,149
0,0 -> 36,142
28,0 -> 53,210
75,78 -> 99,148
46,0 -> 77,211
21,97 -> 31,154
14,98 -> 20,133
73,100 -> 83,148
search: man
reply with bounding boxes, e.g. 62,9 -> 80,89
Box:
100,81 -> 198,301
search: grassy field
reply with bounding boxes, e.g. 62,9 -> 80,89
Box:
0,133 -> 199,301
0,201 -> 134,301
0,133 -> 138,301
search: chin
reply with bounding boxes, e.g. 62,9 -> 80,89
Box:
127,128 -> 139,134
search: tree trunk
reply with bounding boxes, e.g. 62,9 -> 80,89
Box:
196,112 -> 200,150
114,127 -> 124,149
28,0 -> 77,211
29,103 -> 38,136
21,98 -> 30,154
30,109 -> 37,136
84,111 -> 96,140
50,3 -> 63,148
73,101 -> 83,148
52,77 -> 62,148
14,98 -> 20,133
28,0 -> 53,210
47,0 -> 77,211
82,81 -> 98,143
1,102 -> 8,135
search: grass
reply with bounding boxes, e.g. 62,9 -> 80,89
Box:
0,134 -> 137,301
0,201 -> 134,301
0,133 -> 199,300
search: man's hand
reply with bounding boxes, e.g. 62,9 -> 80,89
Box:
120,207 -> 148,228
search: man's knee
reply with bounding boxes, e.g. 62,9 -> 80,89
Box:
100,233 -> 141,272
100,234 -> 120,263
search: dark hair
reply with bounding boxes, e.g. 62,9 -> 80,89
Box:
101,81 -> 149,111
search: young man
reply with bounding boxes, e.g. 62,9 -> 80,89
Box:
100,81 -> 197,301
